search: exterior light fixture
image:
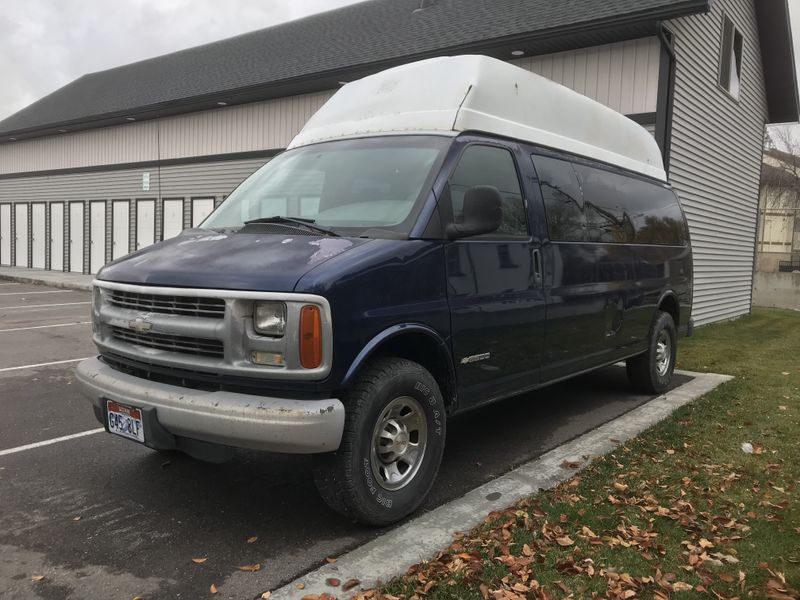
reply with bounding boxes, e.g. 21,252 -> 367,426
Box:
9,137 -> 16,141
511,50 -> 525,57
58,129 -> 67,133
217,101 -> 227,106
126,117 -> 136,121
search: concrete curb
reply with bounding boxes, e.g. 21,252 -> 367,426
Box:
0,272 -> 93,292
268,370 -> 732,600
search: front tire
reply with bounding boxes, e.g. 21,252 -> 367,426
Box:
312,357 -> 446,526
626,311 -> 677,394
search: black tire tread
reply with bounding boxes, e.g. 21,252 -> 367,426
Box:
627,310 -> 676,394
312,357 -> 438,525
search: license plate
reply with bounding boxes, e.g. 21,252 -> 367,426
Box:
106,400 -> 145,444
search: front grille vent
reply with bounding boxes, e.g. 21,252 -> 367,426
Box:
111,326 -> 224,359
107,289 -> 226,319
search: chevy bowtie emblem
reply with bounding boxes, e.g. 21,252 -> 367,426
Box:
129,318 -> 153,333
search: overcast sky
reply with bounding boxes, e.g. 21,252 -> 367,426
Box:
1,0 -> 799,126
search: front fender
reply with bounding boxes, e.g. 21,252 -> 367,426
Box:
341,323 -> 454,388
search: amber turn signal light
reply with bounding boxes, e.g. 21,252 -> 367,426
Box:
299,305 -> 323,369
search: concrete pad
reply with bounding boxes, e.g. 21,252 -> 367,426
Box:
0,268 -> 94,292
269,370 -> 732,600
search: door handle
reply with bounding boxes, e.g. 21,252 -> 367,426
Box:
532,248 -> 542,285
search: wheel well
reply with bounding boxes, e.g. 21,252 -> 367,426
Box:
367,332 -> 456,411
658,294 -> 680,327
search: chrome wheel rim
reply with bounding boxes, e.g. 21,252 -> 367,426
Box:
655,330 -> 671,377
370,396 -> 428,491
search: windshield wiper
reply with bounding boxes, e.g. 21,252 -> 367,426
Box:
243,216 -> 340,237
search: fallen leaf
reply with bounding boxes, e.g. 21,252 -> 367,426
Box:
326,577 -> 340,587
296,583 -> 306,590
666,449 -> 676,455
191,557 -> 208,564
613,482 -> 629,492
342,578 -> 360,591
260,592 -> 271,599
325,556 -> 337,564
238,564 -> 261,572
31,575 -> 45,582
210,584 -> 218,594
672,582 -> 693,592
72,516 -> 81,521
247,536 -> 258,544
779,406 -> 788,411
556,536 -> 574,546
560,460 -> 580,469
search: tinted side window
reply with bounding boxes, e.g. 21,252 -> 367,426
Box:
574,165 -> 635,243
626,184 -> 689,246
449,145 -> 528,237
533,155 -> 586,242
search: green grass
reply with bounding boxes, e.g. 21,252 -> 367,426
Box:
362,308 -> 800,600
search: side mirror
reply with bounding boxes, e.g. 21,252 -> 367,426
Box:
447,185 -> 503,240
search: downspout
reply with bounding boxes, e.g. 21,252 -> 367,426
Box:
655,24 -> 677,174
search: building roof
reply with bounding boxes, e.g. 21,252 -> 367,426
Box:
289,56 -> 668,180
0,0 -> 711,141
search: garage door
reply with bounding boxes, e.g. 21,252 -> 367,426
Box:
31,204 -> 46,269
69,202 -> 84,273
136,200 -> 155,250
192,198 -> 215,227
50,203 -> 64,271
162,199 -> 184,240
0,204 -> 10,266
15,204 -> 28,268
90,201 -> 106,274
112,200 -> 130,260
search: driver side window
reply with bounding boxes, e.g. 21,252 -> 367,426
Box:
449,145 -> 529,238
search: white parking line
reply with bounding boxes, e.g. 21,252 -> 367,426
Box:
0,428 -> 105,457
0,283 -> 20,286
2,302 -> 90,310
0,357 -> 91,373
0,290 -> 72,296
0,322 -> 92,333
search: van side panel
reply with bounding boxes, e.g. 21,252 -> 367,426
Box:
529,147 -> 692,383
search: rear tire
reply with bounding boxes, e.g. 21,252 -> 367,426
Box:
312,357 -> 446,526
626,311 -> 677,394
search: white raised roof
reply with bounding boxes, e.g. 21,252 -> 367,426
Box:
288,55 -> 667,182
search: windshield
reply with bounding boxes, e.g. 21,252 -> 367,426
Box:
202,135 -> 451,236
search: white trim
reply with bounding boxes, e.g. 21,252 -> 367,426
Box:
0,428 -> 104,457
0,322 -> 91,333
0,357 -> 91,373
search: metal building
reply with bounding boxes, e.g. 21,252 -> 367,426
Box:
0,0 -> 796,325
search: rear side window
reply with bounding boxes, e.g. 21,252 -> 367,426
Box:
449,145 -> 528,238
573,165 -> 636,243
534,155 -> 586,242
534,154 -> 688,246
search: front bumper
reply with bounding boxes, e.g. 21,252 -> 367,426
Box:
76,357 -> 345,454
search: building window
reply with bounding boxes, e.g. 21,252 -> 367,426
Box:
719,15 -> 743,99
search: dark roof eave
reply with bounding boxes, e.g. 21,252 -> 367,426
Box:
0,0 -> 710,141
755,0 -> 800,124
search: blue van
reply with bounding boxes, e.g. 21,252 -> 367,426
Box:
77,56 -> 692,525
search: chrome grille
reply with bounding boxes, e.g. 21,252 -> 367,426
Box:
110,326 -> 224,358
107,289 -> 226,319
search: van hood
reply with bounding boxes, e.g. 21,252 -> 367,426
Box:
97,229 -> 370,292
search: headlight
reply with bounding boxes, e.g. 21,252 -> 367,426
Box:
254,301 -> 287,337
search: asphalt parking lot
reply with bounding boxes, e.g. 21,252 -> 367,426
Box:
0,281 -> 691,600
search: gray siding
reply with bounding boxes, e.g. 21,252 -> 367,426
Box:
667,0 -> 768,325
512,37 -> 660,115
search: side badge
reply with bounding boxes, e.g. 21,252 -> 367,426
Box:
461,353 -> 491,365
